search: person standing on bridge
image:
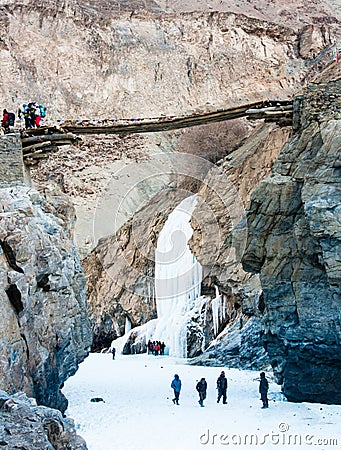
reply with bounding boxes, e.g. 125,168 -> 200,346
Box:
2,109 -> 15,133
1,109 -> 9,132
27,103 -> 37,128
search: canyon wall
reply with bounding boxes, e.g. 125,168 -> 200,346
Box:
83,120 -> 292,362
188,122 -> 291,368
0,0 -> 340,404
0,167 -> 92,412
0,0 -> 336,262
242,79 -> 341,403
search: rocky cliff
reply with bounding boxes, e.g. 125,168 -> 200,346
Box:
187,122 -> 291,368
242,79 -> 341,403
0,183 -> 92,412
0,0 -> 337,263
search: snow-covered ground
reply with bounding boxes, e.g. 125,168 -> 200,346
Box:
63,354 -> 341,450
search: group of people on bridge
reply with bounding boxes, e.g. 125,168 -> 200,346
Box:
18,102 -> 47,129
1,102 -> 47,133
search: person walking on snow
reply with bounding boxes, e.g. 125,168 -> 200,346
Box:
111,347 -> 116,360
259,372 -> 269,409
196,377 -> 207,407
171,374 -> 181,405
217,370 -> 228,404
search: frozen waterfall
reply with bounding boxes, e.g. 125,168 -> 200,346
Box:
153,195 -> 202,357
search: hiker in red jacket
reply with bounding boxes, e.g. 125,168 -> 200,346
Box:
1,109 -> 9,131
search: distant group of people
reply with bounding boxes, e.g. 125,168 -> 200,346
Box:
18,102 -> 47,128
147,340 -> 166,356
170,371 -> 269,409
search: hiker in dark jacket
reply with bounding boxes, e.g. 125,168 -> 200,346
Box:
196,377 -> 207,407
111,347 -> 116,360
27,103 -> 37,128
216,370 -> 228,404
171,374 -> 181,405
160,342 -> 166,355
259,372 -> 269,408
19,104 -> 32,128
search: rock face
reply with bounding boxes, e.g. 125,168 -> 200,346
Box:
0,184 -> 92,412
242,79 -> 341,404
0,390 -> 87,449
187,122 -> 290,367
1,0 -> 337,264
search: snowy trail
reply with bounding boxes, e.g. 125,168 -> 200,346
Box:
63,354 -> 341,450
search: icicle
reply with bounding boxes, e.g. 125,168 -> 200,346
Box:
125,316 -> 132,334
222,294 -> 227,321
211,285 -> 222,336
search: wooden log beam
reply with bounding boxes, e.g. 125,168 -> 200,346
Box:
23,151 -> 53,159
22,141 -> 52,153
21,133 -> 79,145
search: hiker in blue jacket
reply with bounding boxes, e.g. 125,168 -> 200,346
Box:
171,374 -> 181,405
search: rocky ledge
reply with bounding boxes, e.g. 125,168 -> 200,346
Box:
242,79 -> 341,404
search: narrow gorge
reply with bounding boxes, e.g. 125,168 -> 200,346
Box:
0,0 -> 340,448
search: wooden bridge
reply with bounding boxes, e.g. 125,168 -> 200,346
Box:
62,99 -> 293,134
20,99 -> 293,165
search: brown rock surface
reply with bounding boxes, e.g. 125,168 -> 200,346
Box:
0,0 -> 337,261
186,122 -> 291,366
0,1 -> 336,119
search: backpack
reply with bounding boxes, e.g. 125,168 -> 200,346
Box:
7,112 -> 15,126
39,105 -> 46,118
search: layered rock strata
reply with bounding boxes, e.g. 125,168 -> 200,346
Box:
0,184 -> 92,412
242,79 -> 341,403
